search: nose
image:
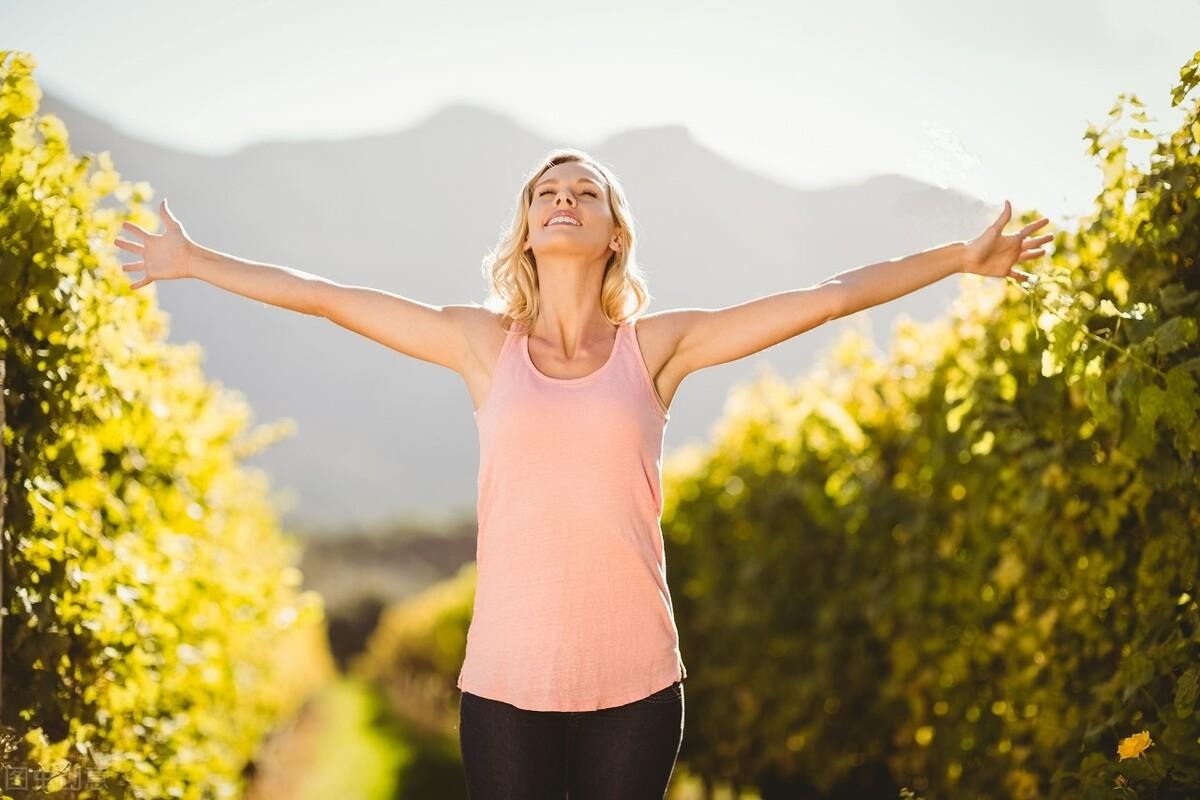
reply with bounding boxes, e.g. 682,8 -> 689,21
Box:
553,191 -> 576,207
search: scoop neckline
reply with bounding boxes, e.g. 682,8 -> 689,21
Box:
523,321 -> 625,385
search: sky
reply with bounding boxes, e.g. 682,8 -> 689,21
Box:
4,0 -> 1199,225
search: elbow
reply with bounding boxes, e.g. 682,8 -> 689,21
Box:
305,280 -> 333,319
822,281 -> 849,322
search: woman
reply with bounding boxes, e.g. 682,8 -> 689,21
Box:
114,148 -> 1049,798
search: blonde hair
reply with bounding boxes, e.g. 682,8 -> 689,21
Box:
480,148 -> 652,332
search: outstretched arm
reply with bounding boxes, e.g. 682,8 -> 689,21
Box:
657,246 -> 959,378
116,198 -> 474,373
662,200 -> 1050,377
828,238 -> 966,320
834,199 -> 1050,318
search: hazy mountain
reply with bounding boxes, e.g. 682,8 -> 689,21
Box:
41,95 -> 996,530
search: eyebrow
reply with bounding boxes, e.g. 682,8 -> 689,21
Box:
534,176 -> 604,190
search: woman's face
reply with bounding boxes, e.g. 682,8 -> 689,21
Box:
523,162 -> 619,261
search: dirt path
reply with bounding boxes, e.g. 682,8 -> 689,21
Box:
243,690 -> 330,800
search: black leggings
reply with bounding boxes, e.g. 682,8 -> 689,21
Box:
458,680 -> 685,799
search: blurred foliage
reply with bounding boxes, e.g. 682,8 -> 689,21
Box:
353,565 -> 475,795
0,51 -> 334,799
293,677 -> 406,800
354,563 -> 475,721
662,50 -> 1200,799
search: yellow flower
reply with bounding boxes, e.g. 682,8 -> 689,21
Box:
1006,768 -> 1039,799
1117,730 -> 1153,761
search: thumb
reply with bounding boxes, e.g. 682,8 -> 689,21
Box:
160,197 -> 176,226
992,199 -> 1011,231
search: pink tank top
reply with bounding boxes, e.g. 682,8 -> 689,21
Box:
456,317 -> 687,711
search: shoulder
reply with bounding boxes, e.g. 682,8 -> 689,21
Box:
443,304 -> 519,335
443,304 -> 521,375
628,309 -> 695,377
630,309 -> 696,355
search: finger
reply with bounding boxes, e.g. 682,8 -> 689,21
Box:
1017,248 -> 1045,262
121,260 -> 145,272
123,220 -> 152,239
993,199 -> 1012,229
114,237 -> 144,253
1019,217 -> 1050,236
1024,234 -> 1053,247
130,276 -> 152,290
160,197 -> 177,224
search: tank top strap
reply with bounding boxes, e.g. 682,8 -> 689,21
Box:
496,318 -> 527,357
618,317 -> 633,350
614,321 -> 643,367
487,322 -> 512,369
504,320 -> 532,370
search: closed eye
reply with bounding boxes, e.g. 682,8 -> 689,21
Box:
538,189 -> 598,197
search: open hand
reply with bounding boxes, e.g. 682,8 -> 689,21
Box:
113,198 -> 196,290
962,199 -> 1051,282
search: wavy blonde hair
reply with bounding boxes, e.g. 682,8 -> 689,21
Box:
480,148 -> 652,332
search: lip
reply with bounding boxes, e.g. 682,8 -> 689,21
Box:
544,210 -> 582,227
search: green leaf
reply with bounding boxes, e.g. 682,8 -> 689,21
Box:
1175,664 -> 1200,718
1151,316 -> 1198,358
